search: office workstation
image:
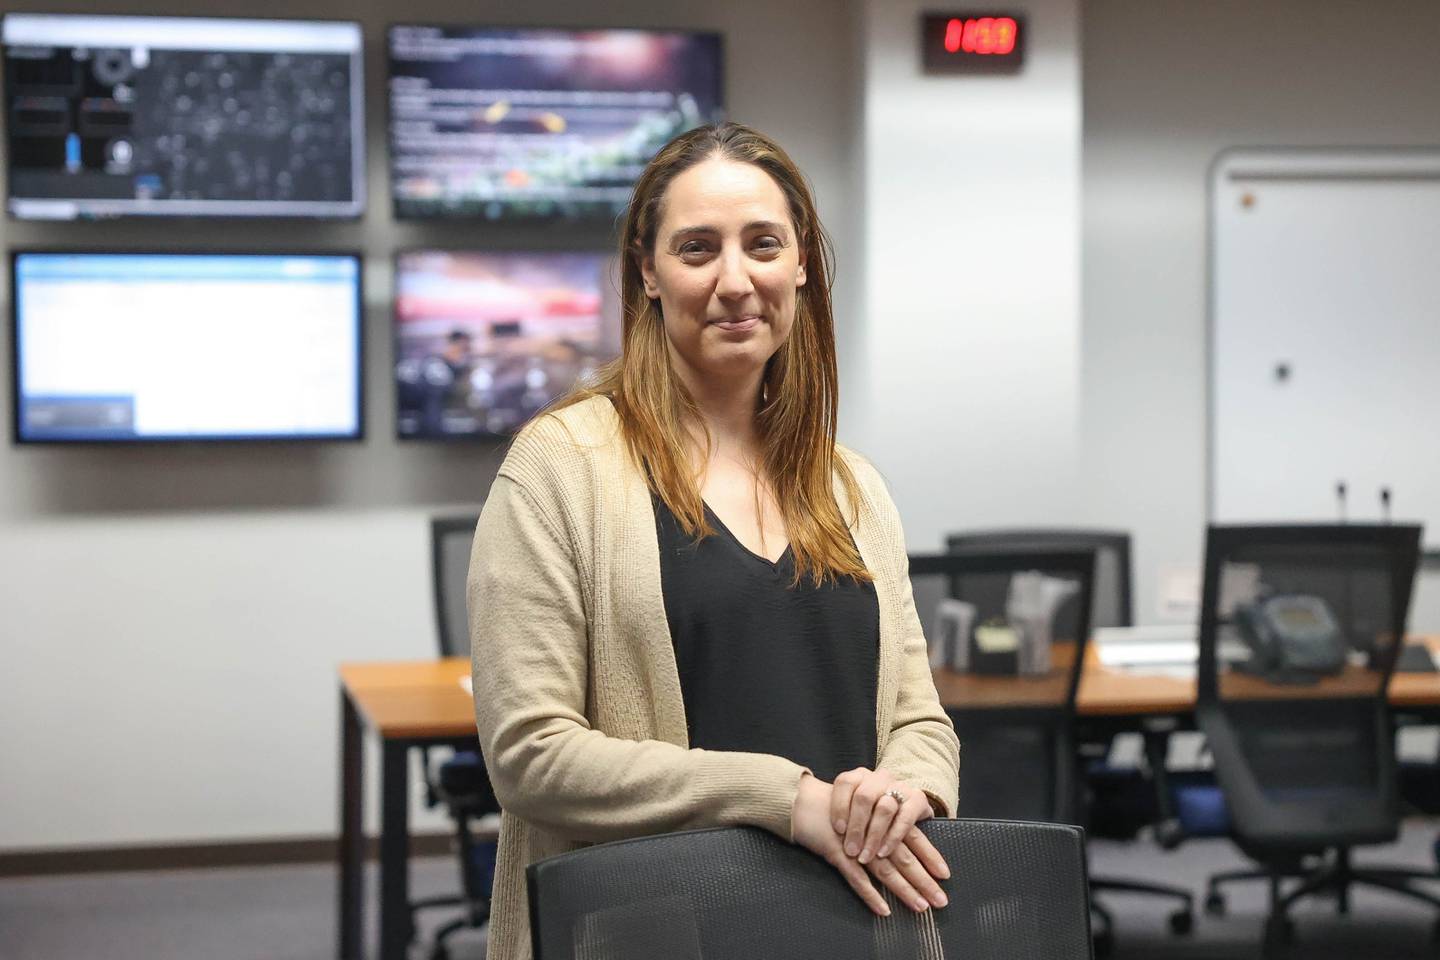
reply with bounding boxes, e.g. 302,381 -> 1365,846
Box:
335,579 -> 1440,958
4,2 -> 1440,960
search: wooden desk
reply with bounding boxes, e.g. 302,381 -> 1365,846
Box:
337,640 -> 1440,958
337,659 -> 473,960
932,636 -> 1440,717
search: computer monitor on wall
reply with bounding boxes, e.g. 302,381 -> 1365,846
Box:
393,249 -> 621,440
2,14 -> 366,220
387,25 -> 723,221
11,252 -> 364,443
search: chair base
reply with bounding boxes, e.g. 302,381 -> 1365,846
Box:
1088,873 -> 1196,956
1204,863 -> 1311,915
409,806 -> 495,959
426,914 -> 490,960
1208,848 -> 1440,958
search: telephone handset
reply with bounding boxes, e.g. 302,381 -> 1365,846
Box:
1233,593 -> 1347,682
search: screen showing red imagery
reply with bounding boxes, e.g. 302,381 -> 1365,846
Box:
393,250 -> 621,439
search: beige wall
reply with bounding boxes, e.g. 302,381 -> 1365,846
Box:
0,0 -> 863,849
8,0 -> 1439,853
851,0 -> 1082,547
1080,0 -> 1440,627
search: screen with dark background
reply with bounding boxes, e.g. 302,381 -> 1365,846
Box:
2,15 -> 364,219
388,27 -> 722,221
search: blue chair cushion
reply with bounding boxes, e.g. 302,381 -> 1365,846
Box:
1174,783 -> 1231,837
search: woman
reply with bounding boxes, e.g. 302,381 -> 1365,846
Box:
469,122 -> 960,959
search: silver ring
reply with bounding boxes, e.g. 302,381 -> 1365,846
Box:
885,788 -> 907,806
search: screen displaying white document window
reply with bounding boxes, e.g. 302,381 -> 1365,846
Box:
12,252 -> 363,442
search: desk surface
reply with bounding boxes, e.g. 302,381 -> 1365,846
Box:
340,635 -> 1440,739
338,659 -> 473,738
934,636 -> 1440,717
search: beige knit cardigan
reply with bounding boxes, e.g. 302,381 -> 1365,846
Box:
468,395 -> 960,960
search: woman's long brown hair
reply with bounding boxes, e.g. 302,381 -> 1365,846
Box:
552,122 -> 870,586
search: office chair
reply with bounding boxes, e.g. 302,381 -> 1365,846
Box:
915,550 -> 1193,957
528,819 -> 1094,960
1195,523 -> 1440,956
411,515 -> 501,960
946,532 -> 1200,906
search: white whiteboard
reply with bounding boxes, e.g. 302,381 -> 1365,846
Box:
1210,148 -> 1440,550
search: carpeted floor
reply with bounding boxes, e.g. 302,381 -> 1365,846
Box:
3,820 -> 1439,960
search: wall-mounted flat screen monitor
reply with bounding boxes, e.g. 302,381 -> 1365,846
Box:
394,250 -> 621,439
2,14 -> 365,220
11,252 -> 363,443
388,26 -> 723,221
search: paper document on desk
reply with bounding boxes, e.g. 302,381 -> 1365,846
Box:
1094,625 -> 1198,675
1116,663 -> 1197,679
458,675 -> 473,696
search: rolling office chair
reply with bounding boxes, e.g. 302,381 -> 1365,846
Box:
944,532 -> 1180,834
528,819 -> 1095,960
945,531 -> 1137,799
915,552 -> 1186,955
943,532 -> 1196,942
945,531 -> 1161,834
913,549 -> 1190,956
412,515 -> 502,960
1195,524 -> 1440,956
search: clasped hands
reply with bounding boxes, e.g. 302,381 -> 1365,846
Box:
791,767 -> 951,917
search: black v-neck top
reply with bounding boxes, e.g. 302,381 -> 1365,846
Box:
653,495 -> 880,783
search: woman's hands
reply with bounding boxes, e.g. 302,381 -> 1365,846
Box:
831,766 -> 942,865
792,772 -> 894,916
791,772 -> 950,917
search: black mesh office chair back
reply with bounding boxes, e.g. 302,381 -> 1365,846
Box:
947,529 -> 1133,629
528,819 -> 1094,960
909,551 -> 1096,823
420,514 -> 499,960
432,515 -> 482,659
1194,524 -> 1439,954
918,548 -> 1196,949
1197,524 -> 1421,849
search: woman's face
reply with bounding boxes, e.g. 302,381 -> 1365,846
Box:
641,157 -> 807,389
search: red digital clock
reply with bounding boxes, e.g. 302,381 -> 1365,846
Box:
922,12 -> 1026,74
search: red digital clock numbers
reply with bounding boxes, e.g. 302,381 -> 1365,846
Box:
943,17 -> 1018,55
922,12 -> 1026,74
